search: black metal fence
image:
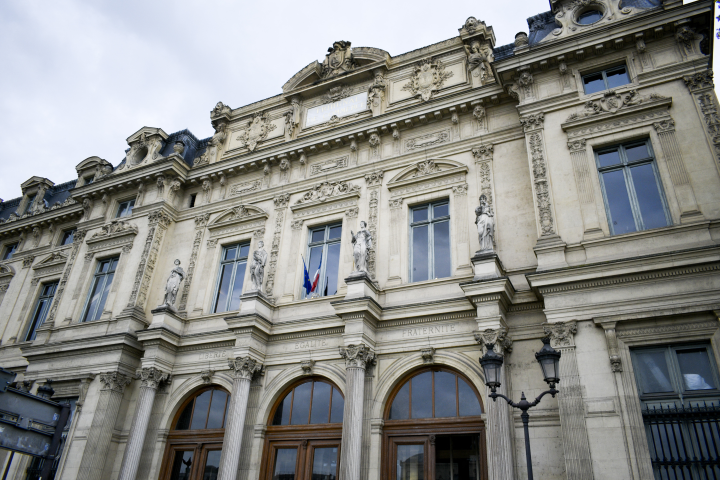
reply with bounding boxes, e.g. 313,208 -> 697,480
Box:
643,403 -> 720,480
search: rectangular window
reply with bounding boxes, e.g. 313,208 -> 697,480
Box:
60,229 -> 75,246
25,282 -> 58,341
631,344 -> 720,479
305,224 -> 342,298
595,140 -> 669,235
213,242 -> 250,313
410,201 -> 451,282
82,257 -> 118,322
116,199 -> 135,218
2,242 -> 18,260
582,64 -> 630,94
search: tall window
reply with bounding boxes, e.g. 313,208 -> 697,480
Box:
82,257 -> 118,322
631,344 -> 720,479
410,201 -> 451,282
582,64 -> 630,94
384,368 -> 486,480
213,243 -> 250,313
306,224 -> 342,298
2,242 -> 18,260
25,282 -> 58,341
60,229 -> 75,246
595,140 -> 669,235
161,387 -> 229,480
116,199 -> 135,218
261,378 -> 344,480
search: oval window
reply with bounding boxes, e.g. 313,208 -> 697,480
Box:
271,379 -> 344,425
577,10 -> 603,25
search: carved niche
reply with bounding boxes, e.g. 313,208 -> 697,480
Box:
402,58 -> 454,102
237,113 -> 277,152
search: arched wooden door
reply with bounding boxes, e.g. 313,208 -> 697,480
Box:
159,386 -> 230,480
382,367 -> 488,480
260,377 -> 345,480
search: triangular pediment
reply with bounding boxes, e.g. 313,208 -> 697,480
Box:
209,204 -> 268,228
33,251 -> 68,270
21,176 -> 54,191
388,158 -> 467,184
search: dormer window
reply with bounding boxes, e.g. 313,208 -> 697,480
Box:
577,10 -> 603,25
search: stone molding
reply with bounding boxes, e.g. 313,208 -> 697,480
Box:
227,356 -> 263,380
339,344 -> 376,369
683,70 -> 714,92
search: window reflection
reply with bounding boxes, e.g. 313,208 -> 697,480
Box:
170,451 -> 194,480
396,444 -> 424,480
306,224 -> 342,298
410,201 -> 451,282
272,448 -> 298,480
272,380 -> 345,426
388,370 -> 482,420
214,242 -> 250,313
174,387 -> 229,431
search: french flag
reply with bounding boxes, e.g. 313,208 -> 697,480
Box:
302,255 -> 322,295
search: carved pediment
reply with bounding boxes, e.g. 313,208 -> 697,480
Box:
33,251 -> 68,269
209,205 -> 269,229
90,220 -> 139,239
389,159 -> 466,183
387,159 -> 468,198
0,264 -> 15,282
565,90 -> 670,122
294,181 -> 360,206
86,220 -> 138,253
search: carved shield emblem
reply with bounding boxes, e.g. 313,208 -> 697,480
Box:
402,59 -> 454,102
239,114 -> 277,152
329,49 -> 345,69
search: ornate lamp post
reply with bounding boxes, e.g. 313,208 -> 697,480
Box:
479,337 -> 561,480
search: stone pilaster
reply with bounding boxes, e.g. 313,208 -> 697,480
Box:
281,218 -> 305,301
178,214 -> 209,313
684,71 -> 720,177
266,194 -> 289,298
567,139 -> 604,239
652,118 -> 703,223
452,183 -> 472,275
544,321 -> 594,480
217,357 -> 262,480
339,344 -> 376,480
386,198 -> 404,286
77,372 -> 132,480
364,171 -> 383,280
117,368 -> 170,480
46,229 -> 86,325
475,329 -> 515,480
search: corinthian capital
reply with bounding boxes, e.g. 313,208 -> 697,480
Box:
339,344 -> 376,369
474,328 -> 513,356
543,321 -> 578,348
99,372 -> 132,393
228,356 -> 263,380
139,367 -> 170,389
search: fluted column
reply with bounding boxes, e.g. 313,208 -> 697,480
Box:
476,329 -> 515,480
77,372 -> 132,480
386,198 -> 404,286
652,119 -> 703,222
117,368 -> 170,480
339,344 -> 376,480
217,357 -> 262,480
567,139 -> 604,239
544,322 -> 594,480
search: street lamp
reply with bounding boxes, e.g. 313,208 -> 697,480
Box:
479,337 -> 561,480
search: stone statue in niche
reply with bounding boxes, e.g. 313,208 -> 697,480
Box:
465,41 -> 491,80
249,241 -> 267,292
475,195 -> 495,253
351,221 -> 373,275
205,123 -> 226,163
160,259 -> 185,309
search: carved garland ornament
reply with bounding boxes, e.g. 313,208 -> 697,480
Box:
402,58 -> 454,102
295,181 -> 360,205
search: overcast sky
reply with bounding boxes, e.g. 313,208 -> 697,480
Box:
0,0 -> 715,200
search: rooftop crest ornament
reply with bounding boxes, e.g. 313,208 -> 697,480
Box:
321,41 -> 357,78
402,58 -> 454,102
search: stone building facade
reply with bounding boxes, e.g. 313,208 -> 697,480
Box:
0,1 -> 718,479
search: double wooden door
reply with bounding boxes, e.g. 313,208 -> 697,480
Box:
264,438 -> 340,480
163,442 -> 222,480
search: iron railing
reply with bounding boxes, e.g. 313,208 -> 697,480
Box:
643,403 -> 720,479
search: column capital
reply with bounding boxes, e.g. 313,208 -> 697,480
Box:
543,321 -> 578,349
471,144 -> 494,162
684,70 -> 714,92
653,118 -> 676,133
99,371 -> 132,393
474,327 -> 513,356
567,138 -> 587,153
228,356 -> 263,380
519,112 -> 545,132
339,343 -> 376,369
139,367 -> 170,389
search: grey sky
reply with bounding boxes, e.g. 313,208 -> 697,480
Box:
0,0 -> 714,200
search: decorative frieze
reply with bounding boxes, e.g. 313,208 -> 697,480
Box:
230,180 -> 262,197
295,181 -> 360,205
405,130 -> 450,151
566,90 -> 668,122
311,156 -> 349,176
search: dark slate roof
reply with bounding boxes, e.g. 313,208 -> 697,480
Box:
161,129 -> 209,168
0,198 -> 21,221
44,180 -> 77,208
621,0 -> 661,8
493,43 -> 515,61
528,11 -> 556,45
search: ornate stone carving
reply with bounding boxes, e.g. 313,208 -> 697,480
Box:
465,42 -> 491,80
413,160 -> 440,177
388,198 -> 404,210
367,70 -> 386,115
290,219 -> 304,230
92,220 -> 138,239
368,133 -> 381,159
249,241 -> 267,292
475,195 -> 495,253
402,58 -> 454,102
474,328 -> 513,355
693,92 -> 720,168
543,321 -> 578,348
339,344 -> 376,369
529,132 -> 555,236
273,193 -> 290,209
520,113 -> 545,132
284,97 -> 301,141
178,230 -> 202,312
472,144 -> 494,162
351,221 -> 372,274
684,70 -> 714,92
265,210 -> 284,296
473,105 -> 486,130
296,181 -> 360,205
567,138 -> 587,153
405,131 -> 450,151
200,370 -> 215,384
139,367 -> 170,389
160,259 -> 185,309
195,213 -> 210,229
566,90 -> 667,121
207,238 -> 218,248
230,180 -> 262,196
452,184 -> 469,196
228,357 -> 262,380
156,176 -> 165,196
22,256 -> 35,269
321,41 -> 356,78
148,210 -> 173,228
228,206 -> 250,220
675,25 -> 699,57
99,372 -> 132,393
421,347 -> 436,364
211,101 -> 231,118
201,179 -> 212,204
127,211 -> 172,308
322,85 -> 352,104
311,156 -> 348,176
300,360 -> 315,375
237,112 -> 277,152
82,198 -> 93,220
345,207 -> 359,218
365,171 -> 384,187
653,119 -> 676,134
198,123 -> 227,165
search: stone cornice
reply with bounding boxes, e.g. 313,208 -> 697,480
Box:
20,332 -> 144,363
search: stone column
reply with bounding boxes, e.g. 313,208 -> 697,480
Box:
475,329 -> 515,480
217,357 -> 262,480
544,322 -> 594,480
117,368 -> 170,480
652,118 -> 703,223
566,139 -> 604,239
77,372 -> 132,480
386,198 -> 404,286
339,344 -> 376,480
281,219 -> 305,302
178,213 -> 210,314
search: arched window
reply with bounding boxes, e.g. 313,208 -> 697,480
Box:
383,368 -> 487,480
260,378 -> 344,480
160,387 -> 229,480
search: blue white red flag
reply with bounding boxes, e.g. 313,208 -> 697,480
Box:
302,256 -> 312,295
311,255 -> 322,293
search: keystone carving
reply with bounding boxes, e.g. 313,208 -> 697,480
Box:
421,347 -> 436,364
300,360 -> 315,375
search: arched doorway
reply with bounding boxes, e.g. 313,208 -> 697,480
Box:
382,367 -> 488,480
260,377 -> 345,480
159,386 -> 230,480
